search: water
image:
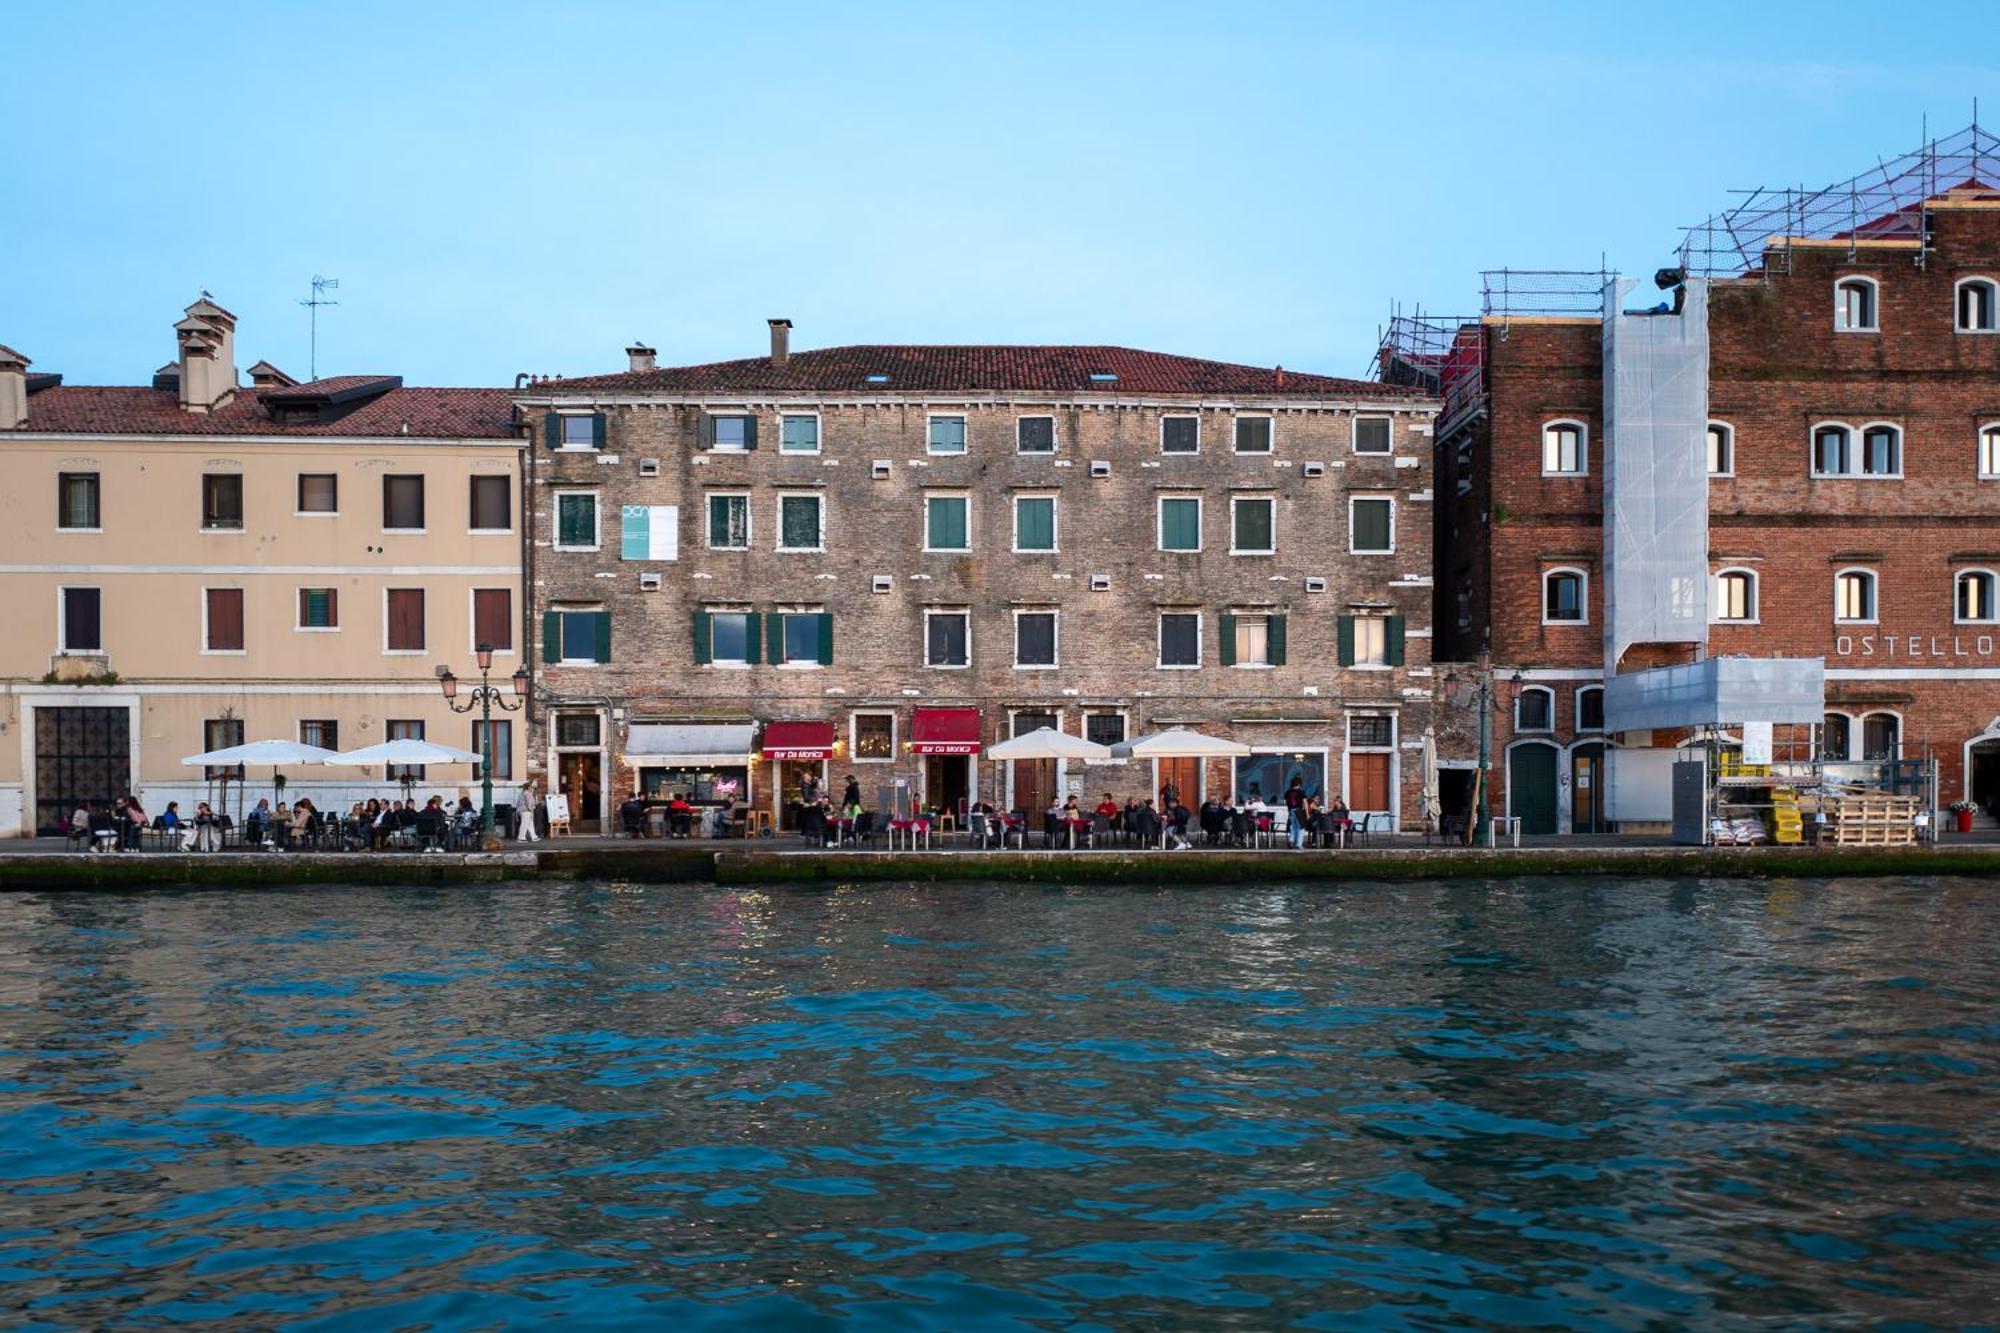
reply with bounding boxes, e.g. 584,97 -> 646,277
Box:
0,878 -> 1994,1330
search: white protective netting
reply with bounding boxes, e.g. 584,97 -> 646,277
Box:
1602,656 -> 1826,734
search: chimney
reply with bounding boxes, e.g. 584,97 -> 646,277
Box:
1274,364 -> 1286,389
625,342 -> 656,373
174,294 -> 238,412
246,360 -> 298,389
0,345 -> 28,430
768,318 -> 792,367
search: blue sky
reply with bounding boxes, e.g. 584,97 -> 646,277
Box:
5,1 -> 1994,387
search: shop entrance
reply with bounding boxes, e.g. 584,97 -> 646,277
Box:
1009,712 -> 1057,816
776,760 -> 826,829
559,752 -> 602,833
1348,753 -> 1392,813
34,705 -> 131,837
1971,737 -> 2000,822
1571,742 -> 1607,834
924,754 -> 971,820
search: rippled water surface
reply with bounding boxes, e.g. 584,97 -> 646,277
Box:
0,877 -> 1995,1329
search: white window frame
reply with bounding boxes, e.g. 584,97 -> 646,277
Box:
1956,276 -> 1999,333
382,587 -> 427,657
1156,493 -> 1202,553
1810,421 -> 1853,477
1157,609 -> 1202,669
1011,493 -> 1059,554
1229,611 -> 1273,669
1980,424 -> 2000,479
704,490 -> 752,551
704,605 -> 754,668
1707,420 -> 1735,478
1712,567 -> 1759,624
1542,566 -> 1589,626
1541,418 -> 1587,476
1833,567 -> 1878,625
1349,495 -> 1395,555
1231,414 -> 1275,455
1834,275 -> 1879,333
923,493 -> 972,553
294,586 -> 340,634
556,412 -> 597,452
1955,567 -> 1999,625
1515,684 -> 1556,732
1351,614 -> 1389,669
1856,421 -> 1904,478
775,606 -> 826,669
1015,414 -> 1058,455
774,491 -> 826,553
1012,607 -> 1060,670
1820,710 -> 1856,762
468,473 -> 513,534
56,585 -> 101,655
294,471 -> 338,518
551,489 -> 601,552
926,412 -> 968,456
1575,684 -> 1605,734
707,411 -> 754,453
553,606 -> 607,666
1229,494 -> 1276,555
778,410 -> 822,455
1352,414 -> 1393,456
1860,709 -> 1903,762
1081,708 -> 1128,749
200,585 -> 247,657
924,607 -> 972,669
850,710 -> 896,763
1159,414 -> 1201,455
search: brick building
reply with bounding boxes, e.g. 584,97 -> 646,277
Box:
514,326 -> 1438,832
1388,126 -> 2000,832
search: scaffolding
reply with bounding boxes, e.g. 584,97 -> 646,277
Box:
1481,267 -> 1612,319
1679,122 -> 2000,278
1377,312 -> 1485,426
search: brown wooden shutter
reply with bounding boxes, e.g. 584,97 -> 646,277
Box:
387,589 -> 425,651
473,589 -> 513,651
206,588 -> 244,651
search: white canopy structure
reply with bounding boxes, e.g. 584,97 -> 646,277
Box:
334,738 -> 485,767
181,739 -> 343,769
984,728 -> 1112,762
1109,729 -> 1252,760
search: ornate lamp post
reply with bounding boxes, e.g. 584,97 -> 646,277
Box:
439,644 -> 529,838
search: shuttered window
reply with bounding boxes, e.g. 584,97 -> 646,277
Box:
1159,612 -> 1200,667
1013,496 -> 1056,552
1015,611 -> 1057,667
470,475 -> 511,530
778,612 -> 832,666
204,588 -> 244,652
1353,417 -> 1391,454
1161,417 -> 1199,454
297,473 -> 337,514
926,496 -> 969,551
780,414 -> 819,453
298,587 -> 338,629
1231,496 -> 1274,553
778,495 -> 823,551
473,588 -> 512,652
555,492 -> 598,549
1159,497 -> 1201,551
386,588 -> 425,652
926,611 -> 969,667
1233,417 -> 1272,453
383,475 -> 425,530
1351,498 -> 1394,553
928,415 -> 966,454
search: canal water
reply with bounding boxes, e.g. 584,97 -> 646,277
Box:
0,878 -> 1993,1329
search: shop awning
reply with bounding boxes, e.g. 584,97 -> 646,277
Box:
762,720 -> 836,760
626,723 -> 756,766
911,707 -> 981,755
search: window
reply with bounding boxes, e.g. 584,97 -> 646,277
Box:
1544,568 -> 1587,624
1576,685 -> 1605,732
203,717 -> 245,781
1862,712 -> 1900,762
780,413 -> 820,453
383,475 -> 425,531
1158,612 -> 1200,667
1351,615 -> 1388,666
1713,569 -> 1757,622
1707,422 -> 1734,476
1820,713 -> 1852,762
60,587 -> 101,652
473,588 -> 513,652
1161,416 -> 1199,454
1835,276 -> 1878,332
1353,416 -> 1391,455
1233,416 -> 1273,454
1084,712 -> 1126,747
1226,613 -> 1278,667
297,587 -> 338,630
705,493 -> 750,549
1013,496 -> 1057,552
1158,496 -> 1202,552
1860,424 -> 1901,476
470,475 -> 511,531
703,414 -> 754,452
777,493 -> 824,551
1014,610 -> 1057,667
925,495 -> 969,552
201,474 -> 243,530
852,712 -> 895,761
1959,278 -> 1999,332
297,473 -> 337,514
927,415 -> 967,455
1350,497 -> 1394,554
1231,496 -> 1275,554
299,719 -> 338,752
472,719 -> 513,781
558,414 -> 599,449
1516,686 -> 1554,731
1541,420 -> 1585,475
1982,425 -> 2000,478
1016,416 -> 1056,453
1956,569 -> 1997,623
556,713 -> 600,748
704,611 -> 753,666
204,588 -> 244,653
778,611 -> 831,666
1834,568 -> 1876,624
925,609 -> 969,667
385,719 -> 426,781
1812,424 -> 1852,476
1349,715 -> 1393,747
554,491 -> 599,550
386,588 -> 425,652
552,608 -> 609,664
58,473 -> 99,530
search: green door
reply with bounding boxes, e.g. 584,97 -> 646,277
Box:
1508,743 -> 1559,835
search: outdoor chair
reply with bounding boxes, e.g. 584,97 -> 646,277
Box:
65,818 -> 92,852
1090,813 -> 1113,847
965,811 -> 989,847
87,812 -> 118,853
1260,809 -> 1287,849
1350,812 -> 1380,847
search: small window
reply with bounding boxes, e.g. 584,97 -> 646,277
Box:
201,474 -> 243,530
1834,568 -> 1876,624
1820,712 -> 1852,762
1835,276 -> 1878,332
1862,712 -> 1900,762
383,474 -> 425,531
1233,416 -> 1273,454
1013,496 -> 1057,552
203,718 -> 245,780
299,719 -> 339,752
1084,712 -> 1126,747
554,492 -> 599,550
1353,417 -> 1391,455
709,414 -> 753,451
1861,424 -> 1901,476
853,713 -> 895,760
472,719 -> 513,780
1350,715 -> 1394,747
559,414 -> 597,449
1231,614 -> 1271,666
1541,420 -> 1585,475
60,587 -> 101,653
557,609 -> 606,664
925,495 -> 970,552
707,493 -> 750,549
779,612 -> 824,665
58,472 -> 99,530
926,610 -> 970,667
708,611 -> 751,665
1714,569 -> 1757,622
1956,569 -> 1998,623
297,587 -> 338,630
1516,686 -> 1554,731
473,588 -> 513,652
1351,615 -> 1388,666
928,415 -> 967,455
777,494 -> 824,551
1231,495 -> 1275,554
1016,416 -> 1056,454
1014,611 -> 1057,667
1350,497 -> 1394,554
1161,416 -> 1199,454
297,473 -> 337,514
1544,568 -> 1587,624
1707,422 -> 1734,477
1957,278 -> 1998,332
1159,612 -> 1200,667
780,413 -> 820,453
1576,685 -> 1605,732
386,588 -> 426,652
1813,424 -> 1852,477
555,713 -> 600,748
203,588 -> 244,652
470,474 -> 511,531
1158,496 -> 1202,552
1981,425 -> 2000,478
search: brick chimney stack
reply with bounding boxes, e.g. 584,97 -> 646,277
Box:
769,318 -> 792,368
0,345 -> 28,429
174,295 -> 238,412
625,342 -> 656,373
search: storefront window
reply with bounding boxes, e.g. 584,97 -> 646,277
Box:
853,713 -> 894,761
639,764 -> 748,804
1232,753 -> 1324,803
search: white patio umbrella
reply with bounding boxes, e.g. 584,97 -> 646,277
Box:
984,728 -> 1113,763
1108,728 -> 1252,760
334,738 -> 485,767
182,739 -> 345,819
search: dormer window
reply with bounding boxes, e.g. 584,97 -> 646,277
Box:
1835,276 -> 1878,332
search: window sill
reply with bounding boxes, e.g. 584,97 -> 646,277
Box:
1231,450 -> 1274,457
57,527 -> 103,534
776,547 -> 827,555
926,663 -> 971,671
295,626 -> 341,634
1540,471 -> 1587,479
1834,620 -> 1879,627
470,527 -> 514,536
1541,619 -> 1590,628
1346,663 -> 1393,671
1159,548 -> 1202,555
776,662 -> 825,671
1011,548 -> 1059,556
555,445 -> 598,453
1013,664 -> 1059,671
200,649 -> 248,656
552,545 -> 601,554
1956,327 -> 2000,336
199,527 -> 246,535
1156,663 -> 1202,670
1229,662 -> 1276,670
383,649 -> 429,656
1350,549 -> 1395,557
1707,472 -> 1736,480
1810,474 -> 1904,481
1713,618 -> 1761,626
1229,549 -> 1275,557
1834,327 -> 1880,335
704,662 -> 752,670
293,511 -> 339,519
383,528 -> 428,536
558,658 -> 603,667
923,549 -> 973,556
778,449 -> 822,457
927,450 -> 968,458
1353,449 -> 1393,458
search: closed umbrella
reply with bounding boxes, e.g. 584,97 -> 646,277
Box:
1421,733 -> 1442,828
984,728 -> 1112,762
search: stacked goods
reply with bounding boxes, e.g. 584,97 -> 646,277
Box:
1769,788 -> 1804,845
1709,816 -> 1768,846
1825,793 -> 1920,847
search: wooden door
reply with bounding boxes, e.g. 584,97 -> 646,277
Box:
1349,752 -> 1392,812
1156,756 -> 1200,808
560,753 -> 602,832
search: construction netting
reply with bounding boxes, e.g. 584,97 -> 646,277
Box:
1602,656 -> 1826,734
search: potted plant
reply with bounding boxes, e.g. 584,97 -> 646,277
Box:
1948,800 -> 1977,834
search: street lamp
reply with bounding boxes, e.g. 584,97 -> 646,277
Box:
439,643 -> 529,838
1447,647 -> 1501,845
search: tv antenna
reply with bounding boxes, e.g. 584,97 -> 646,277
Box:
299,275 -> 340,380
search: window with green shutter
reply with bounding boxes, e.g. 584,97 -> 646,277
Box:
555,609 -> 608,664
555,492 -> 598,549
1351,497 -> 1394,553
780,414 -> 820,453
778,494 -> 823,550
1231,496 -> 1274,553
1159,497 -> 1201,551
1160,416 -> 1199,454
1233,416 -> 1273,453
297,587 -> 337,629
928,415 -> 967,454
1014,496 -> 1056,552
707,493 -> 750,549
926,496 -> 969,551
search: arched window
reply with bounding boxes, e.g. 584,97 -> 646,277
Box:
1543,568 -> 1587,624
1860,423 -> 1902,476
1835,276 -> 1878,332
1812,423 -> 1852,476
1957,277 -> 1999,332
1980,424 -> 2000,479
1957,569 -> 1998,623
1575,685 -> 1605,733
1820,712 -> 1852,762
1862,712 -> 1900,762
1516,685 -> 1554,732
1834,568 -> 1876,624
1713,568 -> 1758,622
1707,421 -> 1734,476
1541,420 -> 1586,476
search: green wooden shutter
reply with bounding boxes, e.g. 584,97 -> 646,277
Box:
591,412 -> 607,449
1218,613 -> 1237,667
696,414 -> 715,450
1337,615 -> 1355,667
766,612 -> 784,664
543,411 -> 560,451
692,611 -> 711,665
745,612 -> 763,665
1386,615 -> 1406,666
743,416 -> 758,450
817,612 -> 834,666
542,611 -> 561,664
593,611 -> 612,663
1269,614 -> 1287,666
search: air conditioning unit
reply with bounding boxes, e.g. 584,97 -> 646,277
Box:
638,458 -> 661,476
638,572 -> 662,591
872,460 -> 892,480
1303,576 -> 1327,593
1089,460 -> 1110,478
1089,573 -> 1111,591
1302,461 -> 1325,478
872,574 -> 893,594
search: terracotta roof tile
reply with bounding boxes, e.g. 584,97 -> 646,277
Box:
5,383 -> 517,439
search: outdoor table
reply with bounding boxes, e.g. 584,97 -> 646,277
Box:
887,817 -> 931,850
1325,817 -> 1353,849
1486,815 -> 1522,848
1062,817 -> 1089,849
644,808 -> 667,839
996,815 -> 1025,849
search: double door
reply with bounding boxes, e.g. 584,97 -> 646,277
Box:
34,706 -> 130,836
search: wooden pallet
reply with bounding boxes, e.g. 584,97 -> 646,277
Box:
1825,794 -> 1920,847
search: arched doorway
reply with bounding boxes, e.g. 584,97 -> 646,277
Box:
1570,742 -> 1607,834
1508,742 -> 1559,835
1967,723 -> 2000,824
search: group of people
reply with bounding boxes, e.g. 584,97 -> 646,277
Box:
67,794 -> 226,852
797,774 -> 867,845
1010,777 -> 1354,850
66,787 -> 542,853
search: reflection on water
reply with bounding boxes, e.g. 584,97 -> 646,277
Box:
0,878 -> 1993,1328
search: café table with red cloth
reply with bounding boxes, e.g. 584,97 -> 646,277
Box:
1321,816 -> 1354,848
887,816 -> 931,850
1061,816 -> 1091,849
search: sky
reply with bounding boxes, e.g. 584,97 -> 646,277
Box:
4,0 -> 1996,388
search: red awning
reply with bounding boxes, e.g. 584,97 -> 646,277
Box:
911,707 -> 982,755
761,720 -> 836,760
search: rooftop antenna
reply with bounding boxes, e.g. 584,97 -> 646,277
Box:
299,275 -> 340,381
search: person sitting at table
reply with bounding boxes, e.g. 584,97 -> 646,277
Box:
1325,794 -> 1351,847
1297,793 -> 1321,848
617,791 -> 648,838
1225,795 -> 1252,846
414,797 -> 449,848
182,801 -> 221,852
667,792 -> 696,839
157,801 -> 182,831
838,794 -> 865,844
244,798 -> 272,845
1126,798 -> 1159,847
1199,797 -> 1228,846
1095,792 -> 1120,826
288,799 -> 316,849
117,794 -> 147,850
